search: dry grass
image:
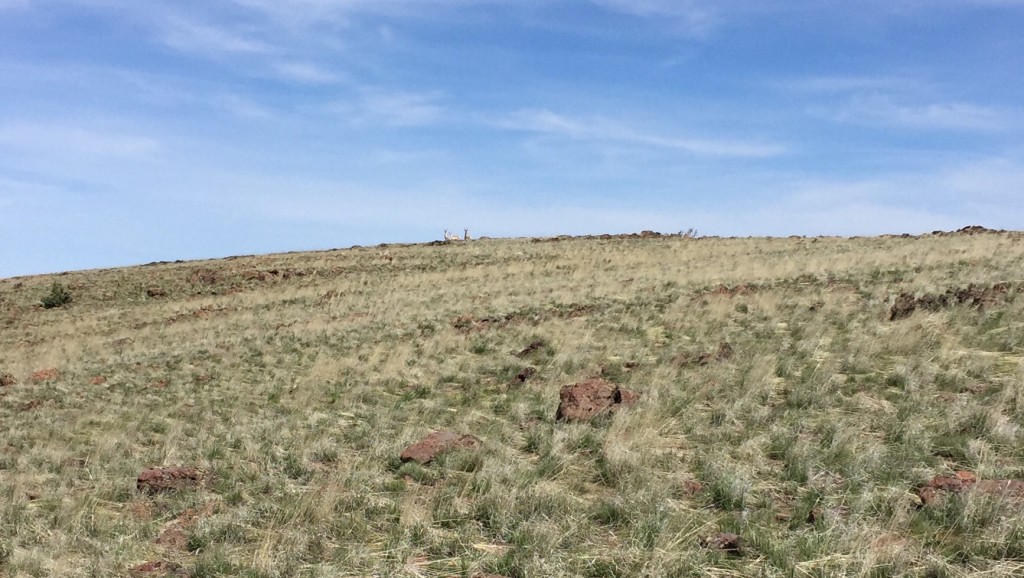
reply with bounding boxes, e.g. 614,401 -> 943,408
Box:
2,231 -> 1024,577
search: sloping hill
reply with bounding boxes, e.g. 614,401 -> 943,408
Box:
3,231 -> 1024,577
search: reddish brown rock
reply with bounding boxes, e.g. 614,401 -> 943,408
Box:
29,368 -> 60,383
1,373 -> 16,388
890,283 -> 1014,321
137,467 -> 201,494
510,366 -> 536,386
400,431 -> 481,465
554,378 -> 640,422
145,287 -> 167,298
515,340 -> 546,358
701,532 -> 744,554
89,376 -> 107,385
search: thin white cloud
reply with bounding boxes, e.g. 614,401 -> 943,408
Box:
327,90 -> 445,127
779,75 -> 918,94
271,61 -> 346,84
160,15 -> 271,56
496,109 -> 785,158
824,94 -> 1008,131
0,123 -> 160,158
589,0 -> 717,34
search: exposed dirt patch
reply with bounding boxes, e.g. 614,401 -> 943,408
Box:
975,479 -> 1024,499
555,378 -> 640,422
154,526 -> 188,551
400,431 -> 481,465
165,305 -> 228,325
137,467 -> 202,494
129,561 -> 188,577
128,499 -> 153,521
18,399 -> 43,412
917,470 -> 1024,506
89,376 -> 107,385
187,268 -> 219,285
453,303 -> 596,333
29,368 -> 60,383
264,268 -> 310,281
317,289 -> 340,305
155,501 -> 217,551
673,342 -> 734,367
698,283 -> 759,299
889,283 -> 1013,321
681,480 -> 704,496
242,269 -> 272,282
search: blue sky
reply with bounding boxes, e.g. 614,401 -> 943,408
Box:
2,0 -> 1023,277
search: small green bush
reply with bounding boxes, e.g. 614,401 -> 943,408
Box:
41,282 -> 72,309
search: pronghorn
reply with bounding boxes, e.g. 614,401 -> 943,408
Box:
443,229 -> 461,242
463,228 -> 471,241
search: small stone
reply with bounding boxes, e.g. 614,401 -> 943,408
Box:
145,287 -> 167,298
510,366 -> 536,385
702,532 -> 743,554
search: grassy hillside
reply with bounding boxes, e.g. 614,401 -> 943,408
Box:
2,231 -> 1024,577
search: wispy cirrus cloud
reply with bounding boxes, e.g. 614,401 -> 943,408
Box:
159,14 -> 272,56
326,90 -> 445,127
781,73 -> 1014,132
589,0 -> 717,33
271,61 -> 346,84
0,122 -> 161,158
778,75 -> 919,94
495,109 -> 785,158
822,94 -> 1009,131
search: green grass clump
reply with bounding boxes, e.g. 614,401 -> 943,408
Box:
40,281 -> 72,309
